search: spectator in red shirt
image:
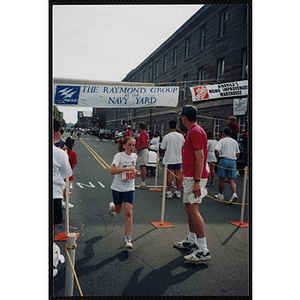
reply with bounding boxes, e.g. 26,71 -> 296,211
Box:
174,105 -> 211,264
125,125 -> 134,137
63,137 -> 78,208
228,116 -> 239,141
135,122 -> 149,188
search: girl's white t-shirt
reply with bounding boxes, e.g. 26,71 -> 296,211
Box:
110,151 -> 138,192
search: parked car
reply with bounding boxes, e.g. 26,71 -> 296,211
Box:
104,130 -> 113,139
114,132 -> 124,143
92,127 -> 100,136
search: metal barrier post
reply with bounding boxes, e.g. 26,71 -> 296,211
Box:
240,166 -> 248,225
150,164 -> 173,228
160,164 -> 167,224
229,166 -> 248,228
65,233 -> 77,296
65,178 -> 70,236
149,151 -> 162,191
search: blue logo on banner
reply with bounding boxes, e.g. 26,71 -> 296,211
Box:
54,85 -> 80,105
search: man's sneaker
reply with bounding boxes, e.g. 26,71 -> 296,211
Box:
125,236 -> 133,248
173,191 -> 181,199
229,193 -> 238,203
166,192 -> 173,199
135,182 -> 147,189
184,248 -> 211,264
174,238 -> 197,250
109,202 -> 116,218
62,201 -> 74,209
215,193 -> 224,200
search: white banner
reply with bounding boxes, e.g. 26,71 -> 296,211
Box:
190,80 -> 248,102
53,84 -> 179,108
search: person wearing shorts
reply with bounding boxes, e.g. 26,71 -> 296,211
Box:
109,136 -> 140,248
174,105 -> 211,264
135,122 -> 149,189
214,126 -> 240,203
53,118 -> 73,236
160,120 -> 185,199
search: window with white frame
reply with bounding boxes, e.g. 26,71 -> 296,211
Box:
237,116 -> 246,138
163,54 -> 167,72
185,37 -> 191,59
217,58 -> 225,82
213,118 -> 221,138
183,74 -> 188,99
149,65 -> 152,82
161,121 -> 165,136
198,68 -> 204,85
242,48 -> 247,79
200,25 -> 206,50
155,60 -> 159,77
173,47 -> 177,66
220,11 -> 228,38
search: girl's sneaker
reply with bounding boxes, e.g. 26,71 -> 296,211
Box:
109,202 -> 116,218
135,182 -> 146,189
125,236 -> 133,248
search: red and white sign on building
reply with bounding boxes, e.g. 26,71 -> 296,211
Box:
190,80 -> 248,102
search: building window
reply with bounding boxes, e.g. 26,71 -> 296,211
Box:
199,25 -> 206,50
220,11 -> 228,38
143,70 -> 146,82
149,65 -> 152,82
173,47 -> 177,66
241,48 -> 247,79
185,37 -> 191,59
198,68 -> 204,85
217,58 -> 225,82
155,60 -> 159,77
183,74 -> 188,99
237,116 -> 246,139
161,121 -> 165,136
163,54 -> 167,72
213,118 -> 221,138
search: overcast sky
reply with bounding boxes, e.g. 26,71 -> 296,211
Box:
53,4 -> 203,123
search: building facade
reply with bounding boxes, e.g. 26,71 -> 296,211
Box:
105,4 -> 249,138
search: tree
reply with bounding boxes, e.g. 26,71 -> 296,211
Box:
53,106 -> 67,127
74,120 -> 82,129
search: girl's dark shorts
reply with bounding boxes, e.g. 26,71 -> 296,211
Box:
112,190 -> 135,206
53,198 -> 63,225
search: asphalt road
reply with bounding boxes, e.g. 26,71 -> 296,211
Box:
52,132 -> 250,297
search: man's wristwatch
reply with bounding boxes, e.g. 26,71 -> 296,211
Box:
194,178 -> 200,182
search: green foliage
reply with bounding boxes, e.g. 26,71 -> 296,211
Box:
53,106 -> 67,127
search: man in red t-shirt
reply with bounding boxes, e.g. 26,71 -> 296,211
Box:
174,105 -> 211,264
135,122 -> 149,188
125,125 -> 134,137
228,116 -> 239,141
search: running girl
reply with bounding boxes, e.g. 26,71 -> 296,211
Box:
109,136 -> 140,248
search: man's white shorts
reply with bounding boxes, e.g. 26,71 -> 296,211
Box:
183,177 -> 208,204
137,149 -> 149,167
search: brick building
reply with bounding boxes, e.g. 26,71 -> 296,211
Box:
105,4 -> 249,138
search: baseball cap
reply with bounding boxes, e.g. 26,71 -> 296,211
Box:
179,105 -> 198,116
